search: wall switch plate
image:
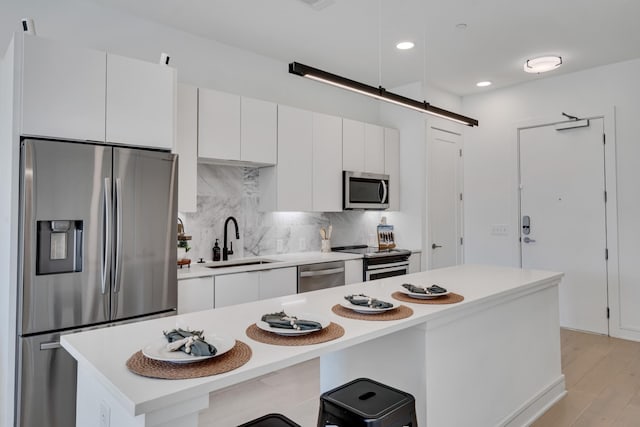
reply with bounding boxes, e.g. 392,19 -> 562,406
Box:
99,402 -> 110,427
299,238 -> 306,250
276,239 -> 283,253
491,224 -> 509,236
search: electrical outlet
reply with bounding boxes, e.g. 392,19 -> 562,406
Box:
299,238 -> 306,250
276,239 -> 283,253
491,224 -> 509,236
99,402 -> 110,427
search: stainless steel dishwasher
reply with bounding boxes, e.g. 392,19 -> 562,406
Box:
298,261 -> 345,293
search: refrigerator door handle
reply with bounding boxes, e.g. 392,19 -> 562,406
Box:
39,341 -> 62,351
113,178 -> 123,295
101,177 -> 112,295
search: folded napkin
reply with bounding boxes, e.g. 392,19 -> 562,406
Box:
344,294 -> 394,309
261,311 -> 322,331
402,283 -> 448,295
163,328 -> 217,357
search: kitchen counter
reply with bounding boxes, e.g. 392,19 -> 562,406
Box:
177,251 -> 363,280
62,265 -> 565,427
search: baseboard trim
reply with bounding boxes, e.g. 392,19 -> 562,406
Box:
500,375 -> 566,427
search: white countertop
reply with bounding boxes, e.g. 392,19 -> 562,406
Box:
177,251 -> 363,280
62,264 -> 562,418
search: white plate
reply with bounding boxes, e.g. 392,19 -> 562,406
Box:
399,287 -> 450,299
256,313 -> 330,336
340,300 -> 397,314
142,333 -> 235,364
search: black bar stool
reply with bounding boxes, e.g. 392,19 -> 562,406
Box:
238,413 -> 301,427
317,378 -> 418,427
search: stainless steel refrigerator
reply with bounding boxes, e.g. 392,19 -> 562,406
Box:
16,138 -> 178,427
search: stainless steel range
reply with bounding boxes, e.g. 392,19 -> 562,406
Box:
332,245 -> 411,281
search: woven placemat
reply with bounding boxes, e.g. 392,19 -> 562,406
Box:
245,322 -> 344,346
126,340 -> 252,380
331,304 -> 413,321
391,291 -> 465,305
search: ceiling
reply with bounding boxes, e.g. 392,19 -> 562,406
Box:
92,0 -> 640,96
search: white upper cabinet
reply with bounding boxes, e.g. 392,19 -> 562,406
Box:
342,118 -> 365,172
365,123 -> 385,174
198,89 -> 277,166
312,112 -> 343,212
21,34 -> 106,142
176,84 -> 198,212
19,34 -> 175,149
198,88 -> 241,161
106,54 -> 175,150
342,118 -> 385,174
260,105 -> 313,212
384,127 -> 400,211
241,97 -> 277,164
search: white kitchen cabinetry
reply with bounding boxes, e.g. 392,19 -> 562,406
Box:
345,259 -> 364,284
20,34 -> 106,142
384,128 -> 400,211
198,88 -> 241,161
178,277 -> 214,314
342,118 -> 386,174
19,34 -> 175,149
259,267 -> 297,300
106,54 -> 175,149
198,89 -> 277,165
365,124 -> 385,174
241,97 -> 277,164
214,272 -> 259,308
260,105 -> 313,212
409,252 -> 422,274
312,112 -> 343,212
176,84 -> 198,212
342,118 -> 365,172
214,267 -> 297,308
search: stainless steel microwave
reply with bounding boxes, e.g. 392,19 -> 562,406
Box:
343,171 -> 390,210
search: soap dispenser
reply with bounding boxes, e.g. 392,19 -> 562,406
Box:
212,239 -> 221,261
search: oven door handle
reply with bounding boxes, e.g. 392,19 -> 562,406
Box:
366,264 -> 408,279
366,260 -> 409,270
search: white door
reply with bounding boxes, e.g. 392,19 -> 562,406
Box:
519,118 -> 608,334
427,126 -> 463,269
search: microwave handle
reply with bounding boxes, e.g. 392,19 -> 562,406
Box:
380,180 -> 388,203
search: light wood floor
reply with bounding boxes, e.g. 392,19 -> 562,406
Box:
533,328 -> 640,427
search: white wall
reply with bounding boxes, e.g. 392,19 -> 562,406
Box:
462,58 -> 640,336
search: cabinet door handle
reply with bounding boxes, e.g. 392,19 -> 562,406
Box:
432,243 -> 443,249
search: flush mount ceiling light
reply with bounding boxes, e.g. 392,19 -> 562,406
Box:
524,56 -> 563,74
476,81 -> 492,87
396,41 -> 415,50
288,62 -> 478,127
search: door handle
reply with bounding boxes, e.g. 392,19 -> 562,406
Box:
432,243 -> 442,249
523,236 -> 536,243
101,178 -> 112,295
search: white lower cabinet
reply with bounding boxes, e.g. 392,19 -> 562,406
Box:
259,267 -> 297,299
214,267 -> 297,308
214,271 -> 259,308
345,259 -> 364,284
409,252 -> 422,274
178,277 -> 214,314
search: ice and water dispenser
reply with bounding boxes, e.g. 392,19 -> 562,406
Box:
36,220 -> 83,275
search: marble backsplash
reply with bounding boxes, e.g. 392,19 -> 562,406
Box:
180,164 -> 392,261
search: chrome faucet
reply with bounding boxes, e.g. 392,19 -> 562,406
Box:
223,216 -> 239,261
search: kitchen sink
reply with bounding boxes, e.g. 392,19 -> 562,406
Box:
206,259 -> 277,269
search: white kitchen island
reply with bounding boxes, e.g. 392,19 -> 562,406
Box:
61,265 -> 565,427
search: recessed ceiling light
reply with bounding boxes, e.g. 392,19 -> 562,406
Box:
396,41 -> 415,50
524,56 -> 563,73
476,81 -> 492,87
456,23 -> 468,30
